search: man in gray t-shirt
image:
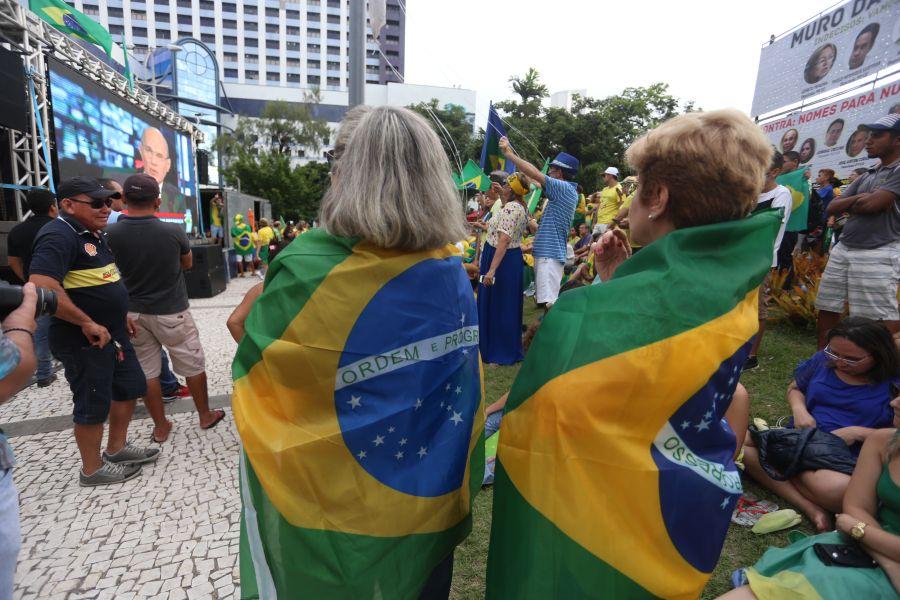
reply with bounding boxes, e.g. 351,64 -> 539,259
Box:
815,114 -> 900,347
107,174 -> 226,444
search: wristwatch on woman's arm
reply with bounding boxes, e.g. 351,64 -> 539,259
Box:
850,521 -> 867,540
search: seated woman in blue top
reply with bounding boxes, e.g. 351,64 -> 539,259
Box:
743,317 -> 899,531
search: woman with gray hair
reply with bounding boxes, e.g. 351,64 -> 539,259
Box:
232,106 -> 483,599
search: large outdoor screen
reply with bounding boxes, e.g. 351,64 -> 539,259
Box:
48,59 -> 196,224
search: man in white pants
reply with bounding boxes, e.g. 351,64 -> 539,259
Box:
500,137 -> 579,309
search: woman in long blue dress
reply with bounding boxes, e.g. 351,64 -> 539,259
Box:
478,172 -> 532,365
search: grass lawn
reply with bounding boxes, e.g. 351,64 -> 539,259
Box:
449,306 -> 819,599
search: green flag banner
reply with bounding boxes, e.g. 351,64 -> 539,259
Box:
121,34 -> 134,92
29,0 -> 113,56
526,159 -> 550,213
777,168 -> 809,232
486,212 -> 781,599
453,159 -> 491,192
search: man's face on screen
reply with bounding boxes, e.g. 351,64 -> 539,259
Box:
140,128 -> 171,184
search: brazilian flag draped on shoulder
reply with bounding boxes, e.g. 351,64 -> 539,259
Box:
777,168 -> 810,232
480,103 -> 515,175
29,0 -> 113,56
486,211 -> 782,599
233,229 -> 485,599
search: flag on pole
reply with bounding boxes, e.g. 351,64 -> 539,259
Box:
776,168 -> 810,232
121,34 -> 134,92
452,159 -> 491,191
480,103 -> 515,175
234,229 -> 484,598
29,0 -> 113,56
486,211 -> 782,599
526,159 -> 550,213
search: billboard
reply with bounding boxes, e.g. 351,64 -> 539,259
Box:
751,0 -> 899,117
47,59 -> 197,225
760,80 -> 900,178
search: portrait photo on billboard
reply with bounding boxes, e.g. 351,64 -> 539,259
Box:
849,23 -> 880,70
845,127 -> 868,158
798,137 -> 817,164
780,128 -> 799,152
47,58 -> 196,221
804,43 -> 837,84
824,118 -> 845,147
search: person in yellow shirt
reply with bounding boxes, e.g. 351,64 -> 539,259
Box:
611,176 -> 642,252
209,193 -> 224,245
592,166 -> 625,234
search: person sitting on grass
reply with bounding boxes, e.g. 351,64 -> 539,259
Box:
720,398 -> 900,599
742,317 -> 899,531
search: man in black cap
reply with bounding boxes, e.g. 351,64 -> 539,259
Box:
816,114 -> 900,346
7,189 -> 59,386
28,176 -> 158,486
107,174 -> 225,444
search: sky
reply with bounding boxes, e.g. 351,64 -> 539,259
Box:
403,0 -> 840,126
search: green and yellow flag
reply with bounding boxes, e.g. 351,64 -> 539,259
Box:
777,168 -> 809,233
486,211 -> 781,599
452,159 -> 491,191
29,0 -> 113,56
234,229 -> 484,599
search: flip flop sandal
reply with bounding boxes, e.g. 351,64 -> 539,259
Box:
731,493 -> 780,527
201,409 -> 227,430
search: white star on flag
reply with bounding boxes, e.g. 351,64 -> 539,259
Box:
348,396 -> 361,409
445,383 -> 451,391
462,348 -> 469,355
460,313 -> 466,325
399,438 -> 407,446
455,386 -> 462,395
357,450 -> 367,459
414,398 -> 422,410
395,451 -> 404,460
417,446 -> 427,458
373,435 -> 384,446
728,376 -> 735,385
704,410 -> 713,420
446,404 -> 452,412
681,420 -> 691,430
388,426 -> 395,433
695,419 -> 711,432
720,497 -> 730,510
450,411 -> 463,426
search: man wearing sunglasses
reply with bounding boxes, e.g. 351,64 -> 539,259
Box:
28,177 -> 159,487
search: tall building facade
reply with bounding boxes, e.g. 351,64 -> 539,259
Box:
69,0 -> 406,89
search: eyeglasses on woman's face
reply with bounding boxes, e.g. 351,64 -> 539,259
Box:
823,345 -> 870,366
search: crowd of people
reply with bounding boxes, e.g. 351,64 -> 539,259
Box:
0,102 -> 897,598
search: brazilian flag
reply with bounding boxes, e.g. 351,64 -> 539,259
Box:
234,229 -> 485,598
777,168 -> 810,233
29,0 -> 113,56
480,103 -> 515,175
486,211 -> 782,599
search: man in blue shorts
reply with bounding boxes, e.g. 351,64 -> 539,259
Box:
500,136 -> 579,308
29,177 -> 159,486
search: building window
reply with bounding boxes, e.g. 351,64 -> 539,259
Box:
307,59 -> 319,68
366,65 -> 378,73
387,19 -> 400,26
133,27 -> 148,37
177,15 -> 191,24
266,57 -> 279,65
107,7 -> 123,17
327,31 -> 340,40
327,76 -> 340,87
131,10 -> 146,20
244,54 -> 258,63
308,75 -> 320,84
222,3 -> 236,12
224,68 -> 238,78
176,0 -> 191,8
200,33 -> 215,43
223,35 -> 238,44
307,43 -> 320,53
223,19 -> 237,29
244,5 -> 257,14
286,9 -> 299,19
286,58 -> 300,67
266,40 -> 280,49
286,26 -> 300,35
179,28 -> 192,37
154,12 -> 170,22
286,41 -> 301,50
224,52 -> 238,62
287,73 -> 300,83
246,71 -> 259,80
83,6 -> 100,15
306,12 -> 319,21
327,14 -> 340,24
327,0 -> 339,7
385,50 -> 399,57
109,24 -> 125,34
246,38 -> 259,47
265,24 -> 279,33
267,72 -> 280,81
200,17 -> 215,26
385,34 -> 399,42
265,7 -> 279,17
199,0 -> 214,9
326,61 -> 339,70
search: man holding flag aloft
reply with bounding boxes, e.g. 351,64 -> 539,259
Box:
499,136 -> 579,308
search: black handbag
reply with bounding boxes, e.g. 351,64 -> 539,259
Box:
749,425 -> 857,481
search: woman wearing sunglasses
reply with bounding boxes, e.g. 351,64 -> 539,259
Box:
743,317 -> 899,531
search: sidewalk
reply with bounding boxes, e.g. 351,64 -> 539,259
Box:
0,276 -> 260,599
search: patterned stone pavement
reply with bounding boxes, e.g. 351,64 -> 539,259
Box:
2,276 -> 261,599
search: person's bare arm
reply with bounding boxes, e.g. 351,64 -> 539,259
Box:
827,189 -> 897,216
838,430 -> 900,562
227,282 -> 263,343
28,274 -> 110,347
7,256 -> 24,282
180,251 -> 193,270
485,392 -> 509,416
787,381 -> 816,428
483,233 -> 511,286
0,283 -> 37,403
499,137 -> 546,187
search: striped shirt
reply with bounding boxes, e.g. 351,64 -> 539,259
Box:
533,176 -> 579,263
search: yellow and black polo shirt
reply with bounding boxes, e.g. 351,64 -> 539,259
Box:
30,215 -> 130,340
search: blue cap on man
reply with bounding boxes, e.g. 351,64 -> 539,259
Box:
550,152 -> 580,176
862,114 -> 900,133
